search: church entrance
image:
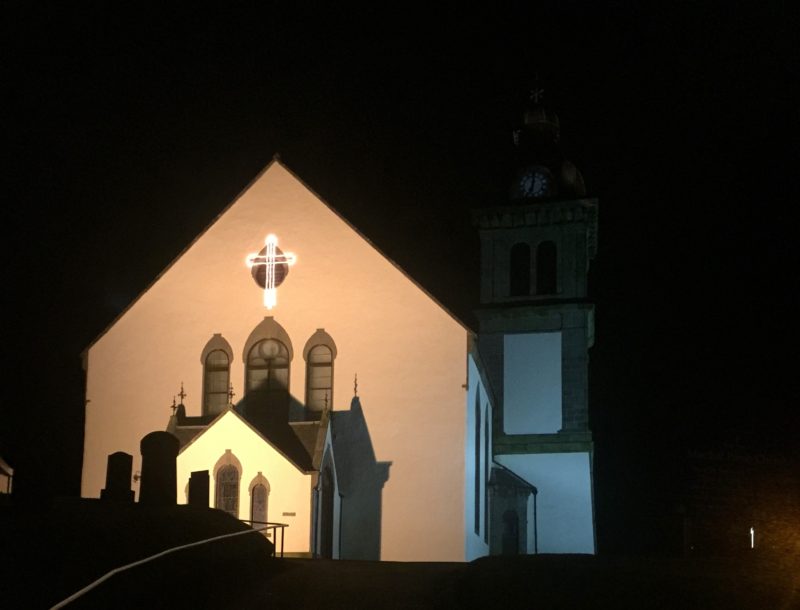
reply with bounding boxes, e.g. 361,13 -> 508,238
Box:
319,465 -> 335,558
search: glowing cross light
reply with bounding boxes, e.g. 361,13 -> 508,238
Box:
246,234 -> 296,309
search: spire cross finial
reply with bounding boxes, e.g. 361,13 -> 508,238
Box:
530,87 -> 544,104
228,383 -> 236,406
171,396 -> 177,414
354,373 -> 358,397
178,382 -> 187,403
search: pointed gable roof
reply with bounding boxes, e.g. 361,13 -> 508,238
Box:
176,407 -> 323,474
84,156 -> 469,357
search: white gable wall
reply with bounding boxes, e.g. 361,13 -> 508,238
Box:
176,410 -> 313,554
83,162 -> 468,561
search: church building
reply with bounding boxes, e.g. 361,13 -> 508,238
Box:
81,99 -> 598,561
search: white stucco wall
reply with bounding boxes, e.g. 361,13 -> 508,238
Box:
496,452 -> 595,554
503,332 -> 562,434
464,354 -> 491,561
83,161 -> 467,561
176,410 -> 313,554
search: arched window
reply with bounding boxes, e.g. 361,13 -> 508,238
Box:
249,472 -> 270,527
203,350 -> 230,416
509,243 -> 531,297
215,464 -> 239,517
536,241 -> 557,295
246,338 -> 290,398
303,329 -> 337,416
474,386 -> 481,535
306,345 -> 333,412
200,334 -> 233,416
484,404 -> 490,544
251,484 -> 268,525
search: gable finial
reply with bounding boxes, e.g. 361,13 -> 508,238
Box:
354,373 -> 358,397
178,382 -> 187,404
228,382 -> 236,407
171,396 -> 177,415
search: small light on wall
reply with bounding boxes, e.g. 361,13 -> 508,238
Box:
750,526 -> 755,549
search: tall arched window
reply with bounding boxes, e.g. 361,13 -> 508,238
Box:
484,403 -> 490,544
246,338 -> 290,398
509,243 -> 531,296
536,241 -> 557,295
306,345 -> 333,412
215,464 -> 239,517
249,472 -> 270,528
303,329 -> 337,417
251,484 -> 268,525
474,386 -> 481,535
200,334 -> 233,416
203,349 -> 230,416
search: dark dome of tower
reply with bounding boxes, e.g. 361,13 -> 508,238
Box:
523,105 -> 560,142
559,159 -> 586,198
509,90 -> 587,203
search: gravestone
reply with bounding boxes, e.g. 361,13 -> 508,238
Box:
139,431 -> 179,506
100,451 -> 134,503
188,470 -> 210,507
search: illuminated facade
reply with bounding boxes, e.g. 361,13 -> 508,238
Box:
83,160 -> 473,560
82,99 -> 598,559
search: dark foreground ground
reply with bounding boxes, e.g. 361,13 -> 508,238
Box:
2,498 -> 798,609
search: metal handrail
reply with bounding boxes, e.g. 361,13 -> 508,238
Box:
240,520 -> 289,557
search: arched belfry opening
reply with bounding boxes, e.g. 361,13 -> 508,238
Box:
536,241 -> 557,295
509,243 -> 531,297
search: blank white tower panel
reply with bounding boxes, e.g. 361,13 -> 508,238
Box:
503,332 -> 562,434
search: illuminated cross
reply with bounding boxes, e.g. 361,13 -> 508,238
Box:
246,234 -> 297,309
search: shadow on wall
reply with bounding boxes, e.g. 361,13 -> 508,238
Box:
332,396 -> 391,560
232,384 -> 319,470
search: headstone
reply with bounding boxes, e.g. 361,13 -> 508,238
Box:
100,451 -> 134,503
139,431 -> 179,506
188,470 -> 210,507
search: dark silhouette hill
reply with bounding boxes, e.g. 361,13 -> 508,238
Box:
2,497 -> 796,608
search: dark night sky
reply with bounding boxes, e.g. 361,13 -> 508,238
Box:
4,4 -> 797,552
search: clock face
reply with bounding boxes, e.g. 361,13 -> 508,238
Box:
517,167 -> 552,199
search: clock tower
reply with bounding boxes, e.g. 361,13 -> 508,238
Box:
475,92 -> 598,553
